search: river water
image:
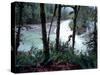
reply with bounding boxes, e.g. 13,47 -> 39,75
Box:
18,19 -> 89,54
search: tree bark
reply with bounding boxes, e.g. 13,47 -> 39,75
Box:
56,5 -> 61,50
93,7 -> 97,54
48,4 -> 57,42
72,6 -> 80,52
40,3 -> 50,62
16,3 -> 23,55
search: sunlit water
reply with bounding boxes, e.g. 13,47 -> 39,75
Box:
54,20 -> 87,54
18,19 -> 88,54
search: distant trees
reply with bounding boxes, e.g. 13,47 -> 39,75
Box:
15,3 -> 56,25
15,3 -> 40,24
40,3 -> 50,63
15,3 -> 71,25
86,7 -> 97,55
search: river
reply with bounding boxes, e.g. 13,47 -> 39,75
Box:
18,19 -> 90,54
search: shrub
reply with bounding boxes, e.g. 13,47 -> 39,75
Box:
16,42 -> 97,69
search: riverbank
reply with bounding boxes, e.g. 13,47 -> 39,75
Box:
21,21 -> 57,34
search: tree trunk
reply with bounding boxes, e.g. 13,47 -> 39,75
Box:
56,5 -> 61,50
93,7 -> 97,54
48,4 -> 57,42
16,3 -> 23,55
72,6 -> 80,52
40,3 -> 50,62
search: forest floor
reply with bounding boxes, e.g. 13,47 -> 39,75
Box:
32,63 -> 81,72
16,62 -> 81,73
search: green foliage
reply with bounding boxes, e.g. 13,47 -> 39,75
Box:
15,3 -> 56,25
49,42 -> 97,69
16,54 -> 36,66
68,6 -> 97,35
16,41 -> 97,69
50,49 -> 73,63
15,3 -> 40,24
16,50 -> 44,67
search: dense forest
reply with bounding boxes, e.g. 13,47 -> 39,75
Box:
13,2 -> 97,73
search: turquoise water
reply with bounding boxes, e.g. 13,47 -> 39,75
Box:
18,30 -> 56,51
18,20 -> 88,54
